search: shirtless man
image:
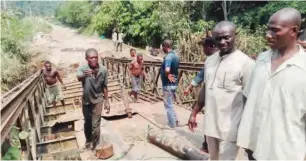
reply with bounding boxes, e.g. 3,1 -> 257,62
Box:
128,53 -> 144,102
130,48 -> 136,58
41,61 -> 65,108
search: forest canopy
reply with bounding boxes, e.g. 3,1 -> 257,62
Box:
55,1 -> 306,51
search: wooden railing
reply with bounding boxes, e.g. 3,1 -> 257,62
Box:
101,57 -> 204,108
1,72 -> 48,160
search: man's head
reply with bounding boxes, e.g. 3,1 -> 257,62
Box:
213,21 -> 237,55
298,30 -> 306,49
130,48 -> 136,57
200,37 -> 218,56
44,61 -> 52,71
85,48 -> 99,68
266,8 -> 301,50
162,39 -> 173,54
136,53 -> 143,63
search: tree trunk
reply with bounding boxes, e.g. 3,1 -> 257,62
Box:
221,0 -> 228,21
201,1 -> 207,20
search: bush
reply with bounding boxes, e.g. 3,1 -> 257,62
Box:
236,25 -> 268,56
1,11 -> 52,92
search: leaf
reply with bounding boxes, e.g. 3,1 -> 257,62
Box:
2,146 -> 21,160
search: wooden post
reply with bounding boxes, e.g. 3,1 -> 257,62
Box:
175,70 -> 184,106
117,63 -> 120,80
20,106 -> 31,160
29,98 -> 41,142
30,128 -> 37,161
34,92 -> 44,125
152,68 -> 161,96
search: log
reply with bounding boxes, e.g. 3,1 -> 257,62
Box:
147,129 -> 209,160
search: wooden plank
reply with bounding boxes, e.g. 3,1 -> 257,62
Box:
29,98 -> 41,142
30,128 -> 37,161
36,136 -> 76,145
35,94 -> 45,125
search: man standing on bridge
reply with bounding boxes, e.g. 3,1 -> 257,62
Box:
186,36 -> 219,153
76,48 -> 110,150
128,53 -> 144,102
237,8 -> 306,160
189,21 -> 255,160
41,61 -> 65,109
130,48 -> 136,58
183,36 -> 218,95
161,39 -> 180,128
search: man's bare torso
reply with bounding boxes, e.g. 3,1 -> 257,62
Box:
42,69 -> 58,85
131,61 -> 144,77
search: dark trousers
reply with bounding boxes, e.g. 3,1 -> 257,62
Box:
116,42 -> 122,52
245,149 -> 256,160
202,135 -> 208,148
82,101 -> 103,147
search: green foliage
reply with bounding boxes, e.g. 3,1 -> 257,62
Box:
232,1 -> 306,30
55,1 -> 93,28
236,25 -> 268,56
54,1 -> 305,55
2,146 -> 21,160
6,1 -> 63,17
1,11 -> 51,92
2,126 -> 22,160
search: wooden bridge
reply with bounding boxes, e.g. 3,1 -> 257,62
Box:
1,57 -> 209,160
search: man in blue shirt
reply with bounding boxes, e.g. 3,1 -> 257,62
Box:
160,39 -> 180,128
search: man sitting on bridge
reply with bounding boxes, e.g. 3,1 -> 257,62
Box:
128,53 -> 144,102
161,39 -> 180,128
76,48 -> 110,151
41,61 -> 65,109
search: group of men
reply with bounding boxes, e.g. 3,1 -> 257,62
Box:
40,7 -> 306,160
183,7 -> 306,160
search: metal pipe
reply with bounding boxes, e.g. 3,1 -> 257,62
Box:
147,129 -> 209,160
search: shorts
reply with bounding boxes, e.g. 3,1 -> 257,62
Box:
47,83 -> 64,103
131,76 -> 142,93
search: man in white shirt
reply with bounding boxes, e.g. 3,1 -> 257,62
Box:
189,21 -> 255,160
112,29 -> 117,51
117,32 -> 124,52
237,8 -> 306,160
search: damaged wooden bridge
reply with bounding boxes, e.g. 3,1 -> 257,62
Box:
1,56 -> 209,160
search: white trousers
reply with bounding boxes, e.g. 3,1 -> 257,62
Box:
206,136 -> 239,160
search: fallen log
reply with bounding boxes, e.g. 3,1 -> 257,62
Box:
147,129 -> 209,160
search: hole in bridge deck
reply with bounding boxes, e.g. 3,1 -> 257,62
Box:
38,121 -> 80,160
